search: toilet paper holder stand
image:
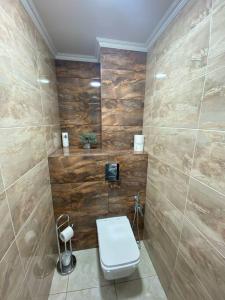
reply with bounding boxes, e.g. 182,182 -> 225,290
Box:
56,214 -> 76,275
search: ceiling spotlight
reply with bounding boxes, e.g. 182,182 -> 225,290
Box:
155,73 -> 167,80
38,78 -> 50,84
90,80 -> 101,88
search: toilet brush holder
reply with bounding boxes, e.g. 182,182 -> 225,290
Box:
56,214 -> 76,275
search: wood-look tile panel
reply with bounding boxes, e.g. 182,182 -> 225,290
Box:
102,126 -> 142,150
49,155 -> 107,183
102,99 -> 143,126
101,48 -> 146,72
55,60 -> 100,79
101,68 -> 145,100
61,124 -> 101,148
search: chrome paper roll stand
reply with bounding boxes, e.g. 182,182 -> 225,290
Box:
56,214 -> 76,275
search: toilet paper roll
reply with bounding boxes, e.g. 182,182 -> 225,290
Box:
134,135 -> 144,144
60,226 -> 74,242
134,135 -> 144,152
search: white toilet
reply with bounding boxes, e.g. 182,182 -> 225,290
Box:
96,216 -> 140,280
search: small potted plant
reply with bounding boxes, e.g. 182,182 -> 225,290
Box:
80,132 -> 97,149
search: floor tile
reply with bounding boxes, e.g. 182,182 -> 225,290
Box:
116,242 -> 156,283
49,293 -> 67,300
49,270 -> 68,294
67,248 -> 112,292
115,277 -> 167,300
66,286 -> 117,300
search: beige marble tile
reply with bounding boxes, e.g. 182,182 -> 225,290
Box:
148,127 -> 197,175
199,67 -> 225,130
146,183 -> 183,246
0,0 -> 37,48
209,2 -> 225,61
186,178 -> 225,256
147,155 -> 189,213
0,241 -> 25,300
192,130 -> 225,194
0,78 -> 43,127
179,218 -> 225,300
116,276 -> 167,300
0,169 -> 4,193
45,125 -> 61,156
67,286 -> 117,300
0,126 -> 46,187
9,30 -> 39,88
0,191 -> 15,261
7,159 -> 50,234
152,76 -> 205,128
154,19 -> 210,93
15,190 -> 52,273
168,252 -> 212,300
143,211 -> 177,294
41,91 -> 60,125
67,248 -> 112,292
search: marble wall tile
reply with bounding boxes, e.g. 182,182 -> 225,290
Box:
45,125 -> 61,156
199,67 -> 225,130
0,170 -> 4,193
55,60 -> 100,79
152,76 -> 205,128
108,153 -> 148,182
147,127 -> 197,175
49,155 -> 107,183
192,130 -> 225,194
147,155 -> 189,213
144,210 -> 178,294
41,90 -> 60,125
101,68 -> 145,100
100,48 -> 146,72
16,191 -> 52,273
0,78 -> 43,127
168,253 -> 212,300
61,124 -> 101,148
102,125 -> 142,150
7,160 -> 50,235
146,183 -> 183,246
209,2 -> 225,61
0,192 -> 15,261
0,241 -> 25,300
0,127 -> 46,187
179,218 -> 225,300
186,178 -> 225,256
102,99 -> 143,126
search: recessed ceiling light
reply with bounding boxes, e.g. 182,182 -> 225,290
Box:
38,78 -> 50,84
155,73 -> 167,79
90,80 -> 101,88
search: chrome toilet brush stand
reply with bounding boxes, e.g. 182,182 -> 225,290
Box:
56,214 -> 76,275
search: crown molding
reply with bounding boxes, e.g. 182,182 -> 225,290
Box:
20,0 -> 57,55
55,52 -> 98,63
145,0 -> 190,50
96,37 -> 147,53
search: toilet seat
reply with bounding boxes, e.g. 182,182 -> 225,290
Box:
96,216 -> 140,279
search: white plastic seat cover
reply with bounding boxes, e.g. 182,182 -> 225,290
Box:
96,216 -> 140,268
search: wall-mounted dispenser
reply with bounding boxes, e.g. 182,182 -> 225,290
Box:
105,163 -> 119,182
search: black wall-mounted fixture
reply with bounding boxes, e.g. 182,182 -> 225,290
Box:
105,163 -> 119,182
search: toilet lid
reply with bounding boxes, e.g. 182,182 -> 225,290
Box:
96,216 -> 140,268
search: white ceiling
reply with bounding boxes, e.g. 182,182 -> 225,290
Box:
23,0 -> 186,61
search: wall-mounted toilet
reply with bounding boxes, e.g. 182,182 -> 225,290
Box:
96,216 -> 140,280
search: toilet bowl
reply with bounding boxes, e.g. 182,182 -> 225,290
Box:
96,216 -> 140,280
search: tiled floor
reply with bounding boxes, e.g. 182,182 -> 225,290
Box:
48,242 -> 167,300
